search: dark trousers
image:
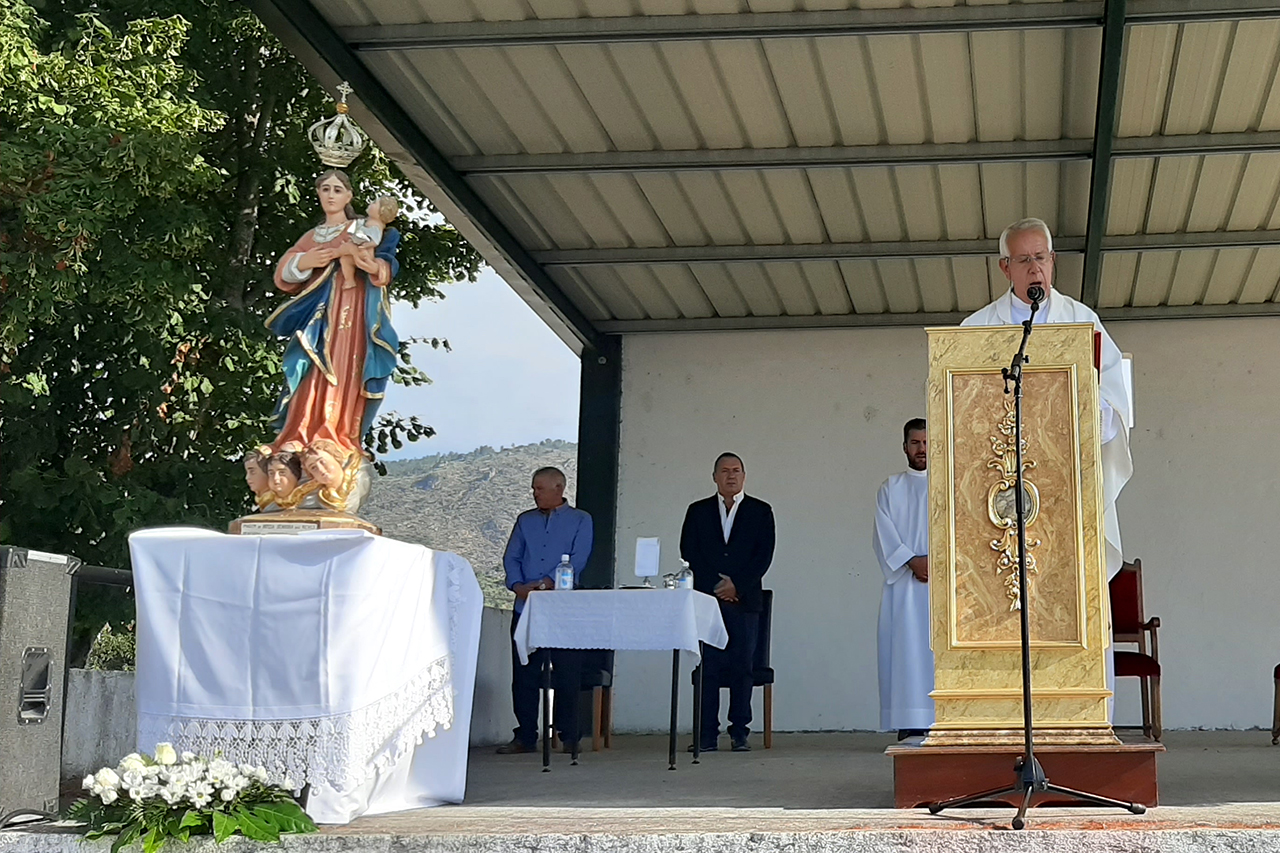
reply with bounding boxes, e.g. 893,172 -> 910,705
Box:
700,602 -> 759,744
510,614 -> 582,747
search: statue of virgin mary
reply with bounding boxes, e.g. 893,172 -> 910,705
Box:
264,168 -> 399,458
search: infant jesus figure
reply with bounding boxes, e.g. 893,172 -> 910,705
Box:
338,195 -> 399,288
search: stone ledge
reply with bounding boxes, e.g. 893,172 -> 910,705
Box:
7,806 -> 1280,853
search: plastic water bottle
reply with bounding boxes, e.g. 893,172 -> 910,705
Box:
555,554 -> 575,590
677,559 -> 694,590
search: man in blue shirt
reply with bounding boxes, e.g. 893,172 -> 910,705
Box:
497,466 -> 594,754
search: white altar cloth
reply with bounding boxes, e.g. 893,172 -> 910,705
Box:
514,589 -> 729,664
129,527 -> 483,825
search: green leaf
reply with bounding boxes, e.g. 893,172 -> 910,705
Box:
141,826 -> 163,853
111,824 -> 141,853
211,810 -> 236,843
233,806 -> 279,843
178,810 -> 206,830
251,801 -> 316,835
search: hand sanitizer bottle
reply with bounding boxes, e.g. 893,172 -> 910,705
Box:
677,559 -> 694,590
555,554 -> 575,590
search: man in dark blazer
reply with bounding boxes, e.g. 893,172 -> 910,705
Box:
680,452 -> 776,752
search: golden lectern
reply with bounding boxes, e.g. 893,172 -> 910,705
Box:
886,322 -> 1161,808
926,322 -> 1112,745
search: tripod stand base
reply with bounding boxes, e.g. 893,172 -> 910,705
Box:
886,737 -> 1162,809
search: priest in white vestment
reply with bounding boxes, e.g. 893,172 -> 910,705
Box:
960,217 -> 1132,580
961,217 -> 1134,716
874,418 -> 934,738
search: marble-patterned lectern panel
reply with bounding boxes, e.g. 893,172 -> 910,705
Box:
949,368 -> 1083,647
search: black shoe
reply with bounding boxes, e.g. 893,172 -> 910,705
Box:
496,739 -> 535,755
896,729 -> 928,741
686,740 -> 718,753
731,736 -> 751,752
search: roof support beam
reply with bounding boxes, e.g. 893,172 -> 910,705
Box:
453,132 -> 1280,177
342,0 -> 1280,50
456,140 -> 1092,176
1114,131 -> 1280,158
1105,230 -> 1280,251
343,3 -> 1104,50
534,239 -> 1085,266
596,301 -> 1280,333
1080,0 -> 1128,309
1126,0 -> 1280,24
534,231 -> 1280,267
250,0 -> 603,351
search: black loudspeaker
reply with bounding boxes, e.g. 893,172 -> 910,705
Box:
0,546 -> 77,817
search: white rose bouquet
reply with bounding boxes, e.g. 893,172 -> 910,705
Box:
64,744 -> 316,851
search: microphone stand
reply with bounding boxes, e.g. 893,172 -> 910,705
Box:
926,289 -> 1145,830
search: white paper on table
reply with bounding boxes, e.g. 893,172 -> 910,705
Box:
634,536 -> 660,578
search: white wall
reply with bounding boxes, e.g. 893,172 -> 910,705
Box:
610,318 -> 1280,733
63,669 -> 137,778
470,606 -> 518,746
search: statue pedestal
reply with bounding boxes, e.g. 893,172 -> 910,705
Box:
228,509 -> 380,535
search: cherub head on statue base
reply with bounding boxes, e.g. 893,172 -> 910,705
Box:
301,439 -> 372,514
243,447 -> 271,498
265,450 -> 309,509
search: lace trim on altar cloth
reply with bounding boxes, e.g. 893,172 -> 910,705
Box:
137,654 -> 453,794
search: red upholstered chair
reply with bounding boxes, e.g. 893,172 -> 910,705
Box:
1109,559 -> 1162,740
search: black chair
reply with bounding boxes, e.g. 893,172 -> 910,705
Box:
691,589 -> 775,748
754,589 -> 775,748
578,649 -> 614,751
1271,664 -> 1279,745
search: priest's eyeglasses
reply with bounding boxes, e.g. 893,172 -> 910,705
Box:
1005,252 -> 1054,267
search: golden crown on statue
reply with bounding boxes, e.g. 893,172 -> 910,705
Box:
308,82 -> 367,168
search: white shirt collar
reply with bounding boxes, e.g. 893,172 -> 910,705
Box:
718,491 -> 745,542
905,467 -> 927,479
1004,288 -> 1053,324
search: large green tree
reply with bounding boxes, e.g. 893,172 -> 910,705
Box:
1,0 -> 481,589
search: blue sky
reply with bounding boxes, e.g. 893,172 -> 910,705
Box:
380,268 -> 581,458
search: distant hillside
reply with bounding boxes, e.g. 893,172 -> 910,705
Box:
360,440 -> 578,608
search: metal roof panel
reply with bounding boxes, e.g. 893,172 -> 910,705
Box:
690,264 -> 751,316
284,0 -> 1280,332
799,260 -> 856,314
1203,247 -> 1255,304
1162,23 -> 1233,135
838,259 -> 888,314
1227,154 -> 1280,230
1166,249 -> 1216,305
1239,247 -> 1280,302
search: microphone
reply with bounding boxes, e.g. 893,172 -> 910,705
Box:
1027,285 -> 1045,305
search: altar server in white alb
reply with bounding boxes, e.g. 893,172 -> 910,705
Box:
874,418 -> 934,740
961,217 -> 1133,582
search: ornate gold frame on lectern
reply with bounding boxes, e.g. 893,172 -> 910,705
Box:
925,323 -> 1116,746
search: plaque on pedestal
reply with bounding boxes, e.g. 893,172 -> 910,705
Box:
229,508 -> 380,535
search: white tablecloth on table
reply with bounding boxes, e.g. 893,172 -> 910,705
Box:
513,588 -> 729,664
128,527 -> 483,825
